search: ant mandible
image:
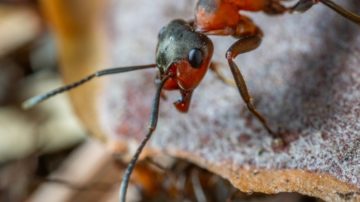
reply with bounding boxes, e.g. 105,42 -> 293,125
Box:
22,0 -> 359,201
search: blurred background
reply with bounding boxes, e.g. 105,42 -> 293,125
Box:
0,0 -> 326,201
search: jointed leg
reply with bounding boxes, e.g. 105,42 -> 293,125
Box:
210,62 -> 237,87
291,0 -> 360,25
319,0 -> 360,24
263,0 -> 289,15
226,34 -> 277,137
203,15 -> 277,137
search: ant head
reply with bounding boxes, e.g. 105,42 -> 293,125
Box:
156,19 -> 214,91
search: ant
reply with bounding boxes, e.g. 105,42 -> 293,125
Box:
23,0 -> 360,201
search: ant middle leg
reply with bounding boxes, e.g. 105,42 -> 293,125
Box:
209,62 -> 236,87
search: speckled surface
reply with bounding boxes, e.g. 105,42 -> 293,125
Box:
99,0 -> 360,199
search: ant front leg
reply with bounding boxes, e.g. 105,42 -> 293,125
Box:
225,19 -> 280,139
226,34 -> 278,138
203,16 -> 278,138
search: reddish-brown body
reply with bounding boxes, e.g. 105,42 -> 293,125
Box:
195,0 -> 276,34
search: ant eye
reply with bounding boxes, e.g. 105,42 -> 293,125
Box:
188,48 -> 203,68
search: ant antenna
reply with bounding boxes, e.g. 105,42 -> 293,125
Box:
119,75 -> 169,202
22,64 -> 157,109
319,0 -> 360,24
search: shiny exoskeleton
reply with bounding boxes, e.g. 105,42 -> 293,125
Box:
22,0 -> 360,201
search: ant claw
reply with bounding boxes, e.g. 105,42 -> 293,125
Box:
271,137 -> 287,151
273,137 -> 285,146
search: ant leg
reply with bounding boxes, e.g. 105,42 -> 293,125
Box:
210,62 -> 236,87
320,0 -> 360,24
119,76 -> 169,202
264,0 -> 289,15
203,15 -> 281,139
290,0 -> 318,12
291,0 -> 360,24
226,35 -> 278,138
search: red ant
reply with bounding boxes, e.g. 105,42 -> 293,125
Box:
23,0 -> 359,201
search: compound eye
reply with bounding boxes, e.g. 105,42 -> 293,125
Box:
188,48 -> 203,68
